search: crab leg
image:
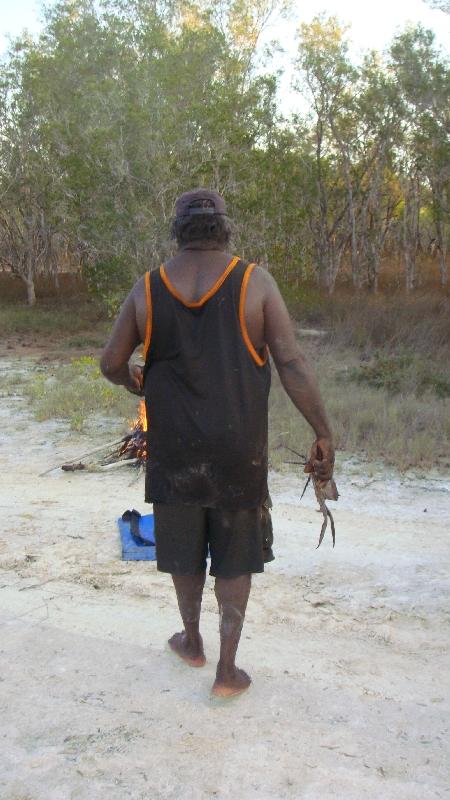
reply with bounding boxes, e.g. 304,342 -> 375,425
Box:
300,474 -> 311,500
316,511 -> 328,548
283,446 -> 308,463
315,497 -> 329,548
328,507 -> 336,548
312,475 -> 333,549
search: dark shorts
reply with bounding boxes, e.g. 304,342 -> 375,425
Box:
153,502 -> 274,578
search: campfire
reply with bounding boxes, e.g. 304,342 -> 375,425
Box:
42,400 -> 148,475
114,400 -> 147,467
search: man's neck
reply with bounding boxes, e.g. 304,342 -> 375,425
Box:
180,241 -> 223,252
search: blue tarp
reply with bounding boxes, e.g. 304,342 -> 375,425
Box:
117,513 -> 156,561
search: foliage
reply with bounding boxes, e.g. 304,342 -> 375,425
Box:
0,2 -> 449,305
424,0 -> 450,11
344,353 -> 450,398
348,354 -> 413,393
84,257 -> 135,316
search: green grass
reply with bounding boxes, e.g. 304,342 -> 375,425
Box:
23,356 -> 137,431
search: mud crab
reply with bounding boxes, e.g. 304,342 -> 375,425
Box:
284,446 -> 338,549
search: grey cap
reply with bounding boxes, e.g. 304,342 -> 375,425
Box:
174,188 -> 227,219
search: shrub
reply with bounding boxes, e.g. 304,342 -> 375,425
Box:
84,257 -> 136,317
346,353 -> 450,398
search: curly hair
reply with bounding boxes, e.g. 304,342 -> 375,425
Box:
170,199 -> 232,247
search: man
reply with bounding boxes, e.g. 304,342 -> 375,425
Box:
100,188 -> 334,698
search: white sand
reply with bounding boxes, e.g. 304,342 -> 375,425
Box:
1,363 -> 449,800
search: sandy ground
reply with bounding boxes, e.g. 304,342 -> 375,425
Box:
1,357 -> 450,800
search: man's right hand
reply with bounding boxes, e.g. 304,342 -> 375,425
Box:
125,363 -> 144,396
304,437 -> 335,485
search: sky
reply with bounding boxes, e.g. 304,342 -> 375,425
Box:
271,0 -> 450,55
257,0 -> 450,111
1,0 -> 449,55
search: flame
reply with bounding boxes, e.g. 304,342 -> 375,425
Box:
134,399 -> 147,432
118,398 -> 148,462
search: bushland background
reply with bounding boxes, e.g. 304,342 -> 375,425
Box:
1,0 -> 449,470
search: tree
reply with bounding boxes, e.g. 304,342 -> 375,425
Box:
390,25 -> 450,287
0,3 -> 447,302
294,16 -> 355,291
424,0 -> 450,13
354,53 -> 403,290
0,36 -> 68,304
0,0 -> 281,306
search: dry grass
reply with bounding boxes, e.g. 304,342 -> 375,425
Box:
326,293 -> 449,358
4,287 -> 449,471
0,300 -> 107,337
269,344 -> 450,472
267,286 -> 450,470
14,348 -> 450,469
282,285 -> 449,358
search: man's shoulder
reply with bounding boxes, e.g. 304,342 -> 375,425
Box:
133,272 -> 150,296
246,263 -> 278,294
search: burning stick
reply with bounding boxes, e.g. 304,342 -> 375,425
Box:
100,400 -> 147,466
39,400 -> 148,475
39,438 -> 126,476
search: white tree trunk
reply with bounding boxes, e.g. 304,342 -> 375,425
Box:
25,277 -> 36,306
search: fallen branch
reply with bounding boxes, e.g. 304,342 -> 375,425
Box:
39,437 -> 125,476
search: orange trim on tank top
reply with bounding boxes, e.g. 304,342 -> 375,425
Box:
143,271 -> 152,359
239,263 -> 269,367
159,256 -> 240,308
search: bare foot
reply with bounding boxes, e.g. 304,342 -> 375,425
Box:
168,631 -> 206,667
211,666 -> 251,698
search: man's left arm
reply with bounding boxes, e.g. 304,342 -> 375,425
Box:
100,289 -> 143,394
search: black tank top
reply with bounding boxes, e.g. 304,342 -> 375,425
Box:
142,256 -> 271,510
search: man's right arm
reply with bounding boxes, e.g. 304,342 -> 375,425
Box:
261,271 -> 334,482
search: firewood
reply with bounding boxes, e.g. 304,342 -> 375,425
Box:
39,437 -> 125,476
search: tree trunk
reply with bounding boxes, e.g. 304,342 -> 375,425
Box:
340,153 -> 359,288
332,126 -> 359,287
403,178 -> 420,291
23,275 -> 36,306
438,249 -> 447,288
404,242 -> 416,291
434,218 -> 448,287
25,246 -> 36,305
26,279 -> 36,306
367,251 -> 379,292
